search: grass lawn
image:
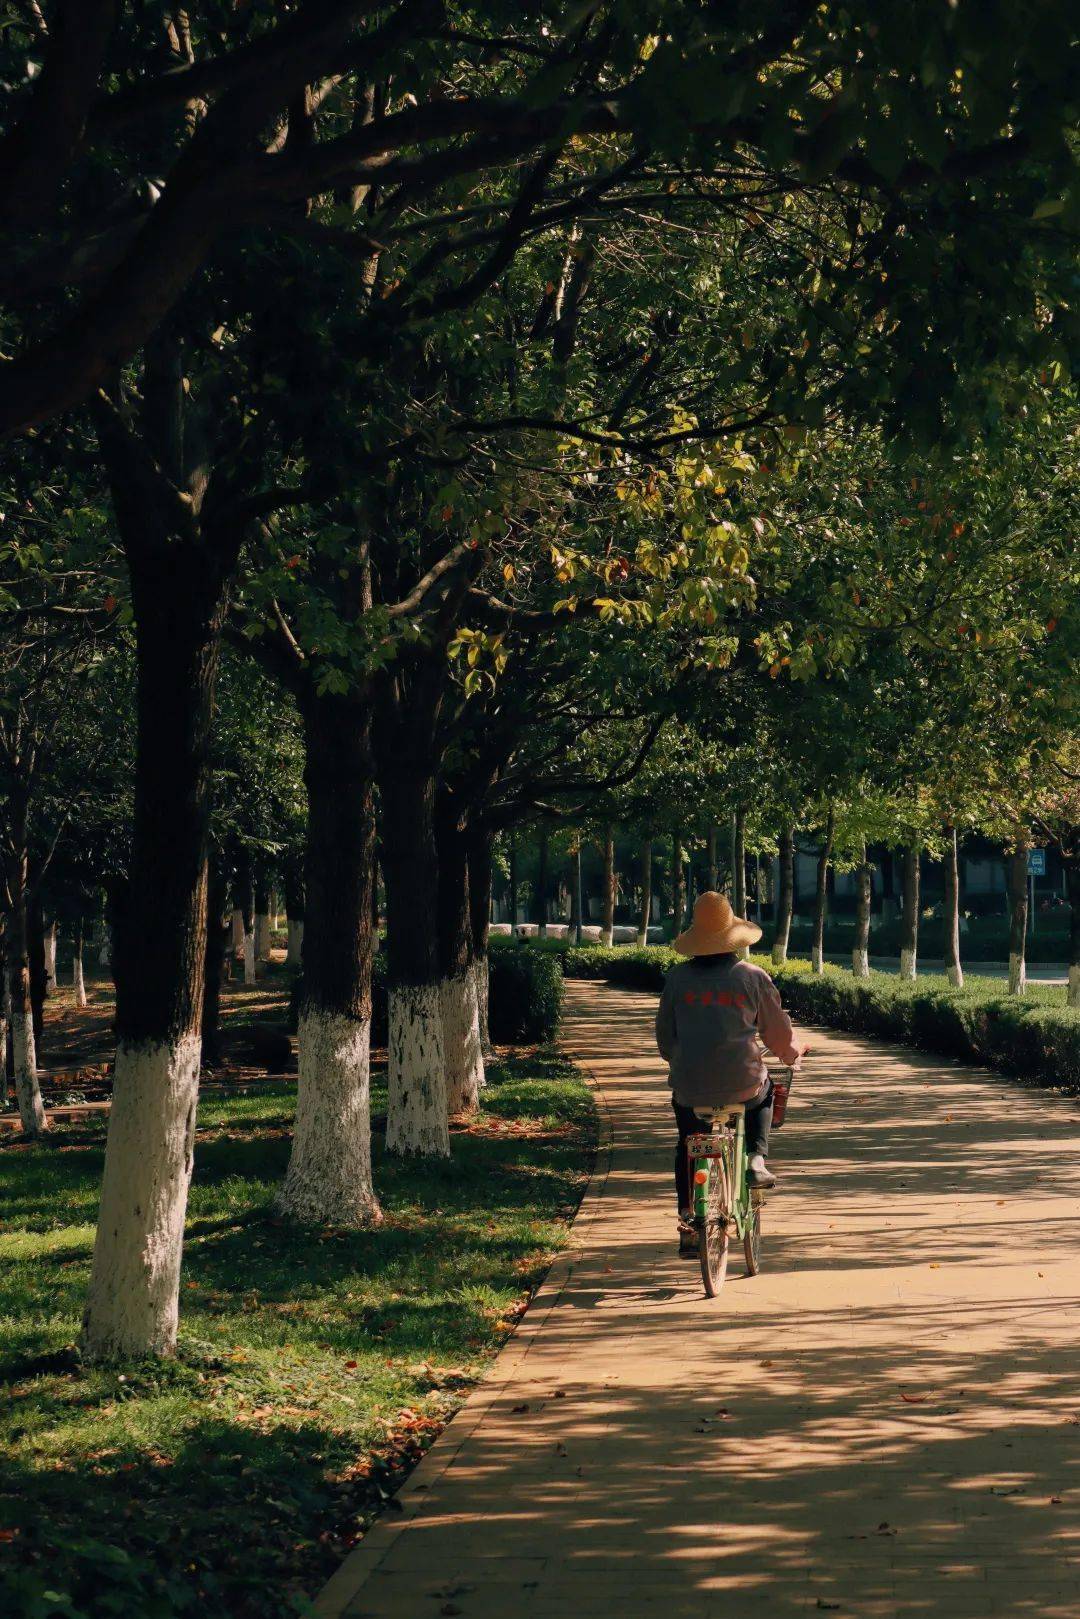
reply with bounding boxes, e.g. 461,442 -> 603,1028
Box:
0,1049 -> 596,1619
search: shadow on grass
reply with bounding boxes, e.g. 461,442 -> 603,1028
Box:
0,1048 -> 596,1618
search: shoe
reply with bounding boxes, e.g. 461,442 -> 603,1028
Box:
747,1154 -> 776,1189
677,1216 -> 699,1259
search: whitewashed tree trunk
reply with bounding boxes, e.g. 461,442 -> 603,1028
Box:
1006,843 -> 1029,998
80,1034 -> 200,1360
286,918 -> 305,964
1068,964 -> 1080,1010
472,955 -> 493,1062
242,929 -> 256,984
943,825 -> 964,989
13,1006 -> 47,1135
442,972 -> 484,1114
98,927 -> 111,968
600,827 -> 615,948
852,945 -> 870,978
231,908 -> 245,949
278,1010 -> 381,1225
254,911 -> 272,960
386,983 -> 449,1157
772,824 -> 794,966
0,972 -> 8,1080
43,921 -> 57,994
73,942 -> 88,1007
899,947 -> 917,981
811,944 -> 823,972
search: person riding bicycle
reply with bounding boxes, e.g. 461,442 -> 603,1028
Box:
655,890 -> 806,1258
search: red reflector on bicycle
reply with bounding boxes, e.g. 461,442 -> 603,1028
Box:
693,1168 -> 709,1185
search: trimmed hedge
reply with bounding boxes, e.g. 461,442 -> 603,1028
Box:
558,943 -> 1080,1093
784,913 -> 1069,965
487,938 -> 564,1043
289,941 -> 563,1047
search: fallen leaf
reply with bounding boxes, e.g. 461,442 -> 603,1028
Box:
816,1602 -> 841,1611
511,1403 -> 530,1414
900,1392 -> 928,1404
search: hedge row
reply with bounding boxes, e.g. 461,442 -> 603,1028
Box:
784,913 -> 1069,964
290,942 -> 563,1047
559,944 -> 1080,1093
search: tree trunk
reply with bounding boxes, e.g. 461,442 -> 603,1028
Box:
732,807 -> 748,957
375,680 -> 449,1160
672,835 -> 685,935
1065,844 -> 1080,1010
535,829 -> 549,938
27,897 -> 46,1050
772,825 -> 794,966
508,833 -> 519,938
811,806 -> 835,974
733,809 -> 747,916
436,792 -> 483,1117
231,907 -> 245,951
637,839 -> 652,946
72,914 -> 88,1008
253,873 -> 272,961
467,823 -> 495,1057
706,826 -> 719,891
0,929 -> 10,1098
600,826 -> 615,948
943,825 -> 964,988
81,564 -> 224,1362
43,917 -> 57,995
4,824 -> 47,1135
899,844 -> 921,981
279,694 -> 382,1225
568,841 -> 583,944
852,840 -> 872,978
1006,840 -> 1029,997
284,857 -> 305,966
201,865 -> 229,1066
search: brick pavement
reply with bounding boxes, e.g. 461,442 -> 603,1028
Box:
315,978 -> 1080,1619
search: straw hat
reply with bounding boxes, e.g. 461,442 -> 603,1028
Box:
673,890 -> 762,956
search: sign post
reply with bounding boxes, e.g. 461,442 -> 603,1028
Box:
1027,848 -> 1046,938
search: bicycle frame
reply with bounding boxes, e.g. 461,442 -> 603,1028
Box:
687,1110 -> 755,1240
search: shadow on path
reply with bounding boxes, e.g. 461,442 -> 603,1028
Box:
314,981 -> 1080,1619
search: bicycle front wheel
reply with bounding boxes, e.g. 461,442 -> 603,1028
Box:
698,1155 -> 730,1297
743,1203 -> 762,1275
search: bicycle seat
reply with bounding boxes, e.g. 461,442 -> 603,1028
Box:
693,1106 -> 742,1124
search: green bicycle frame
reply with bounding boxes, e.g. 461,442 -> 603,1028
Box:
690,1110 -> 752,1238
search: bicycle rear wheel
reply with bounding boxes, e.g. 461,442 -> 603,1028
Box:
698,1154 -> 730,1297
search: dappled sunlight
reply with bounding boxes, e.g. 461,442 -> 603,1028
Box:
316,979 -> 1080,1619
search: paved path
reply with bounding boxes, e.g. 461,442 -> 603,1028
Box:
316,980 -> 1080,1619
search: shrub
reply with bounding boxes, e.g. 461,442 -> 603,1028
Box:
488,939 -> 564,1043
551,943 -> 1080,1093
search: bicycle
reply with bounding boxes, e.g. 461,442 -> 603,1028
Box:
686,1066 -> 793,1297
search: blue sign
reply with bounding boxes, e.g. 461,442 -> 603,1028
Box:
1027,848 -> 1046,877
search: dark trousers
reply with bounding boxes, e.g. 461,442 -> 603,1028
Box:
673,1083 -> 773,1214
